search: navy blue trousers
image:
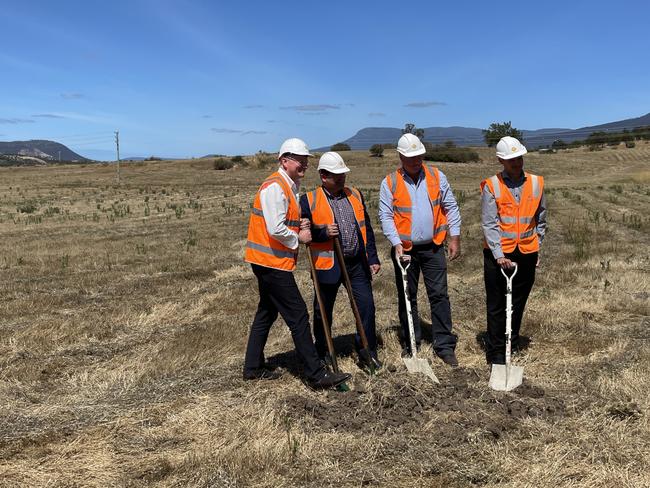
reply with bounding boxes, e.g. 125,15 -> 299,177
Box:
244,264 -> 325,381
391,242 -> 457,356
312,256 -> 377,358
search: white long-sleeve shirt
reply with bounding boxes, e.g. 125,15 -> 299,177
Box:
259,167 -> 300,250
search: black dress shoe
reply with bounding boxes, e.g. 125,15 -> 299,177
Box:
309,370 -> 351,389
243,369 -> 282,381
439,352 -> 459,368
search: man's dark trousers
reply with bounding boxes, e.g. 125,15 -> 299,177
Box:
312,255 -> 377,358
483,248 -> 537,363
391,242 -> 457,356
244,264 -> 324,380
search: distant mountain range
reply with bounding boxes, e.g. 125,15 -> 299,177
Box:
316,112 -> 650,150
0,140 -> 85,161
2,112 -> 649,162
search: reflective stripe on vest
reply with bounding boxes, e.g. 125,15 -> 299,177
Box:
244,171 -> 300,271
481,172 -> 544,254
307,186 -> 367,270
251,207 -> 299,227
387,165 -> 449,250
245,241 -> 297,259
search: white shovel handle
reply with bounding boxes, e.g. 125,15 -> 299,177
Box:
397,255 -> 411,273
500,262 -> 518,291
500,262 -> 517,366
397,255 -> 418,358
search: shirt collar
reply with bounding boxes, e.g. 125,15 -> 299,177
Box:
322,186 -> 345,199
501,170 -> 526,184
278,167 -> 299,192
400,167 -> 424,184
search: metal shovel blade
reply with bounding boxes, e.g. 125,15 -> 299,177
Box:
489,364 -> 524,391
403,356 -> 440,384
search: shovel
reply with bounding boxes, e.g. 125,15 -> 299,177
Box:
333,238 -> 380,374
397,256 -> 439,383
489,263 -> 524,392
306,244 -> 350,391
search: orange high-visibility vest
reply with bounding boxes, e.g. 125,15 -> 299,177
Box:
244,171 -> 301,271
481,172 -> 544,254
306,187 -> 367,270
386,165 -> 448,251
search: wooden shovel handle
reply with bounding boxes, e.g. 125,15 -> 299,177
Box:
333,238 -> 371,353
306,244 -> 339,372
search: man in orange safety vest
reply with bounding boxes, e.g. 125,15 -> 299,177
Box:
480,136 -> 547,365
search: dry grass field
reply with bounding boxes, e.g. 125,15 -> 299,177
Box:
0,144 -> 648,487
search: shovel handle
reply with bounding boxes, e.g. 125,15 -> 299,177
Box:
306,244 -> 339,373
395,251 -> 418,359
333,239 -> 373,357
397,255 -> 411,274
500,262 -> 518,290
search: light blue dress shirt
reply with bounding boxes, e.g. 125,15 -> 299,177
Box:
379,167 -> 462,247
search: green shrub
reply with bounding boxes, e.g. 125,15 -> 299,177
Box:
626,141 -> 636,148
369,144 -> 384,157
255,151 -> 277,168
214,158 -> 234,170
423,144 -> 479,163
552,140 -> 568,150
330,143 -> 351,151
17,201 -> 38,213
231,155 -> 244,163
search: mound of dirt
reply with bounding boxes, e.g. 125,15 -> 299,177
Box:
281,368 -> 564,442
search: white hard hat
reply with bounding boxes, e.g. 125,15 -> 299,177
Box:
397,133 -> 426,157
278,138 -> 313,158
496,136 -> 527,160
317,151 -> 350,174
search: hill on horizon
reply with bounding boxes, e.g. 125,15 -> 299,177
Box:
0,140 -> 86,161
317,112 -> 650,151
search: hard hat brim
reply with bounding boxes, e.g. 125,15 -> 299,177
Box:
497,147 -> 527,160
279,150 -> 313,158
397,146 -> 426,157
320,166 -> 350,174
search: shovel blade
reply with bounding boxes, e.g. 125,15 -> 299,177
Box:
403,357 -> 440,384
489,364 -> 524,391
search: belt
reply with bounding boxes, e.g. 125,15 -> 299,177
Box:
409,241 -> 441,251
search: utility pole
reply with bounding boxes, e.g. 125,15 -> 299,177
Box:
114,130 -> 120,184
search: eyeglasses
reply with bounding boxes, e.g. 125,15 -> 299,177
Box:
283,154 -> 308,166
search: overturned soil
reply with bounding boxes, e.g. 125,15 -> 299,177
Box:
281,368 -> 565,443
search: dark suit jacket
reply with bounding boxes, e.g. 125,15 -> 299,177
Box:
300,187 -> 380,284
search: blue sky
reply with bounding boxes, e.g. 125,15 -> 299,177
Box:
1,0 -> 649,160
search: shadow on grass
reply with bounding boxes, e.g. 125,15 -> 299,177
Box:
266,333 -> 359,380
